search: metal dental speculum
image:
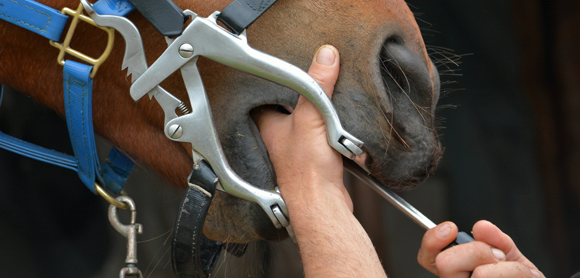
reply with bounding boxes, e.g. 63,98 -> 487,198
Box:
82,2 -> 365,232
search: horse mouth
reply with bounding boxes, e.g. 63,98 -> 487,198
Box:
207,36 -> 443,242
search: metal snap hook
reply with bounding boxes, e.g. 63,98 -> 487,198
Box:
108,196 -> 144,277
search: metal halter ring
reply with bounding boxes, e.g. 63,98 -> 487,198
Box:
95,182 -> 129,209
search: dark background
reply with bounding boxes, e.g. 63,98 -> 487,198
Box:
1,0 -> 579,277
352,0 -> 580,277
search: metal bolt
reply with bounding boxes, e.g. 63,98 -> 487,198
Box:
179,43 -> 194,58
168,124 -> 183,139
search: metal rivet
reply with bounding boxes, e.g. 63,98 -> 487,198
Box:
179,43 -> 194,58
168,124 -> 183,139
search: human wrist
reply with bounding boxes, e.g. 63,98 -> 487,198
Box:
283,177 -> 386,278
279,175 -> 352,222
280,170 -> 345,199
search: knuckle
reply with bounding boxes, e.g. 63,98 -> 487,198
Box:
417,251 -> 427,266
471,242 -> 490,261
308,70 -> 334,90
417,252 -> 431,270
513,262 -> 535,277
435,253 -> 452,275
471,265 -> 490,278
308,68 -> 329,83
422,233 -> 440,251
296,96 -> 307,106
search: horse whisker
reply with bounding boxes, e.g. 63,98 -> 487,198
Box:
138,228 -> 174,243
382,49 -> 432,119
163,256 -> 172,269
143,229 -> 173,276
374,69 -> 396,151
377,74 -> 411,148
146,247 -> 171,278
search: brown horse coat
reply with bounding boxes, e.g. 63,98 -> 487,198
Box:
0,0 -> 441,242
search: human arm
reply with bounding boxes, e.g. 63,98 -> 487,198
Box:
255,45 -> 387,278
256,44 -> 545,278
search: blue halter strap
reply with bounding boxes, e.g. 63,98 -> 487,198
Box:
0,0 -> 135,194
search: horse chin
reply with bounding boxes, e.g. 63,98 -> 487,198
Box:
336,94 -> 443,192
203,104 -> 293,243
362,135 -> 443,191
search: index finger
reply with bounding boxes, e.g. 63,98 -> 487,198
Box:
472,220 -> 541,274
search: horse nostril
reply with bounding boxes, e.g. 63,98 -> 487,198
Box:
386,34 -> 403,45
380,36 -> 409,93
380,53 -> 409,93
379,36 -> 434,112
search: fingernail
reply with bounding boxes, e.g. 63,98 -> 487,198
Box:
491,248 -> 505,261
316,46 -> 336,66
438,223 -> 450,238
531,270 -> 542,278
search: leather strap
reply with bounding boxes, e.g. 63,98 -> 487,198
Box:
126,0 -> 186,37
0,83 -> 134,195
0,0 -> 136,194
63,60 -> 100,192
0,129 -> 79,171
0,0 -> 68,41
63,61 -> 135,193
217,0 -> 278,35
100,147 -> 135,195
93,0 -> 134,16
172,160 -> 223,278
0,85 -> 78,171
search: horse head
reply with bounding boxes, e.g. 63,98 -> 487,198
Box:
0,0 -> 441,243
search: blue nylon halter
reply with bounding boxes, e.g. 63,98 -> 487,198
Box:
0,0 -> 135,194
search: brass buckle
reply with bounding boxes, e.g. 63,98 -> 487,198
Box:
49,3 -> 114,78
95,182 -> 130,210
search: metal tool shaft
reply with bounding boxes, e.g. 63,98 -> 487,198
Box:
343,159 -> 437,230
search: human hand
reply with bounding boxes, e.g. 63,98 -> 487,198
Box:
418,220 -> 544,278
255,45 -> 387,278
254,45 -> 352,212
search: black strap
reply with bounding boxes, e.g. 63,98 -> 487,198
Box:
172,161 -> 223,278
126,0 -> 186,37
217,0 -> 278,35
0,85 -> 4,107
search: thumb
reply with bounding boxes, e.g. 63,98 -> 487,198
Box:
293,45 -> 340,124
417,221 -> 459,276
308,45 -> 340,98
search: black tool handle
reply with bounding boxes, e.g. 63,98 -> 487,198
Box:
127,0 -> 186,37
0,85 -> 4,107
445,231 -> 475,249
